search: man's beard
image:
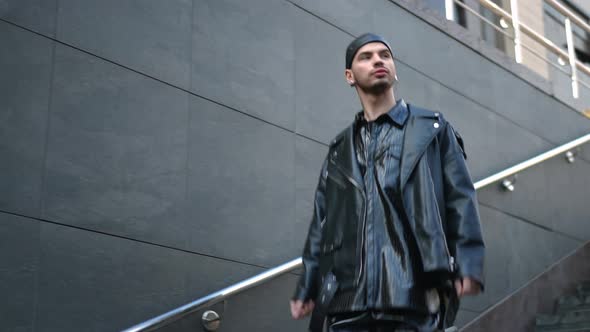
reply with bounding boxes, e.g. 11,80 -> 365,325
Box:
357,79 -> 393,95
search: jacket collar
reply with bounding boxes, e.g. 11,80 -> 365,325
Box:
330,103 -> 442,191
354,99 -> 409,128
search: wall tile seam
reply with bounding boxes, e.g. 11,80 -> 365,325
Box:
32,41 -> 57,332
0,209 -> 281,272
283,2 -> 590,148
0,18 -> 331,149
1,15 -> 584,152
182,0 -> 197,265
461,308 -> 482,314
477,201 -> 586,243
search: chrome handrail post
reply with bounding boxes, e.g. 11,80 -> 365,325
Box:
510,0 -> 523,63
446,0 -> 456,21
565,18 -> 579,99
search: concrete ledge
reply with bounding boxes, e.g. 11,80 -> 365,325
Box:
387,0 -> 570,108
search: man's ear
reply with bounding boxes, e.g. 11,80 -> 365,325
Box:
345,69 -> 355,86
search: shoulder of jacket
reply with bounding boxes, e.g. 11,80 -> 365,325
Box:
407,103 -> 446,123
329,123 -> 352,148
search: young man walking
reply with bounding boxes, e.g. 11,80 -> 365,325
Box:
290,33 -> 485,332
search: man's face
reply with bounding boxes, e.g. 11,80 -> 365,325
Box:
346,42 -> 396,94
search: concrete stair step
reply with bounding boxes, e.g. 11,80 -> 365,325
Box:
576,282 -> 590,295
557,294 -> 590,313
536,313 -> 590,331
536,282 -> 590,332
536,324 -> 590,332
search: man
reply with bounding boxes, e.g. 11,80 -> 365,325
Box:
290,33 -> 485,332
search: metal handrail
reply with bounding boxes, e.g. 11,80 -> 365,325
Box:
474,133 -> 590,188
545,0 -> 590,35
123,132 -> 590,332
476,0 -> 590,77
122,259 -> 302,332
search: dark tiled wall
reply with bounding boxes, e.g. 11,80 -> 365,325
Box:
1,0 -> 590,331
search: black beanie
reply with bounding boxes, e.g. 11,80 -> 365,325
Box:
345,33 -> 392,69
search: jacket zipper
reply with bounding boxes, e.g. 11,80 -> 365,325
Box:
437,213 -> 454,272
329,158 -> 366,286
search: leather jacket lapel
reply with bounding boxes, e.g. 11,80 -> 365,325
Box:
330,124 -> 365,193
400,105 -> 442,190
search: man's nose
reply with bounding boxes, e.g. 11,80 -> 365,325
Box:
373,57 -> 384,67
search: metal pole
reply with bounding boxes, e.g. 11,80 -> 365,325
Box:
565,18 -> 579,99
546,0 -> 590,36
121,258 -> 303,332
446,0 -> 455,21
478,0 -> 590,77
510,0 -> 523,63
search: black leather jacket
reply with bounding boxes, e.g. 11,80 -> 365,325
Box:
293,105 -> 485,316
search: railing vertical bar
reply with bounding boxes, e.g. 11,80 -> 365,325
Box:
565,18 -> 579,99
510,0 -> 523,63
446,0 -> 456,21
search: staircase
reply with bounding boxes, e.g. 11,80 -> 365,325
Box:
536,282 -> 590,332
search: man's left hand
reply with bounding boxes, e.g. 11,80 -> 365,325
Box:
454,277 -> 481,297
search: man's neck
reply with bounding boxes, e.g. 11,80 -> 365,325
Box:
358,88 -> 397,122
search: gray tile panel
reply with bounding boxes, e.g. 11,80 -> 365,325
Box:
293,8 -> 359,143
0,22 -> 52,217
295,136 -> 328,256
34,221 -> 262,332
43,45 -> 190,248
488,68 -> 590,145
580,142 -> 590,163
460,205 -> 581,312
477,153 -> 590,240
287,0 -> 378,34
192,0 -> 296,130
56,0 -> 192,88
454,309 -> 481,329
0,213 -> 40,332
187,95 -> 296,267
0,0 -> 57,37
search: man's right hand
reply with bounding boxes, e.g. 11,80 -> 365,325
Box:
290,299 -> 315,319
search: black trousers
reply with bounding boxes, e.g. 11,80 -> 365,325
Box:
327,311 -> 441,332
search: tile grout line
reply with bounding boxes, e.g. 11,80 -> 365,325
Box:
0,208 -> 304,273
183,0 -> 196,294
478,201 -> 586,243
31,1 -> 60,326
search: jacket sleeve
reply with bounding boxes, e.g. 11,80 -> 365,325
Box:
292,156 -> 328,302
440,122 -> 485,289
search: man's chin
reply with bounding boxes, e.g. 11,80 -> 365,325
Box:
360,81 -> 392,94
